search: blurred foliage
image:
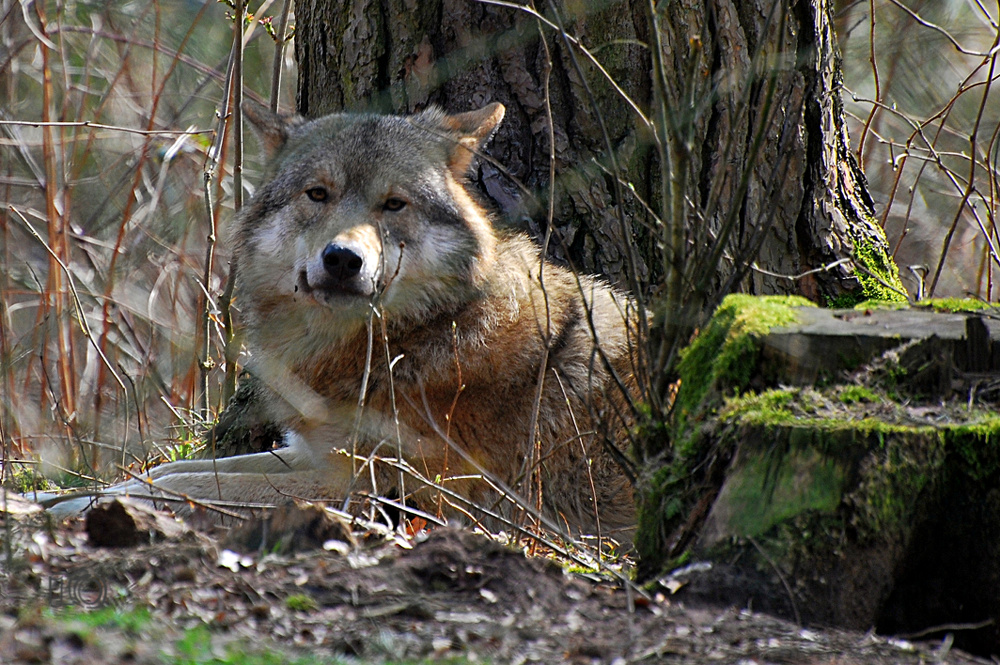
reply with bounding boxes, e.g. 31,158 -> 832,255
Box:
838,0 -> 1000,300
0,0 -> 295,483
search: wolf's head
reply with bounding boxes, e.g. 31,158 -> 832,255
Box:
236,101 -> 505,348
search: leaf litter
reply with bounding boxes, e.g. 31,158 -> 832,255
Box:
0,500 -> 991,664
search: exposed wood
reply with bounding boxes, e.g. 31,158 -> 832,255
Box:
761,307 -> 1000,385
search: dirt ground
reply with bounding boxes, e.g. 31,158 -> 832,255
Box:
0,503 -> 991,665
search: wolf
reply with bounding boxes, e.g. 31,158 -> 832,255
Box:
39,101 -> 639,543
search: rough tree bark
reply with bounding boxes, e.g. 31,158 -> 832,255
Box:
292,0 -> 903,305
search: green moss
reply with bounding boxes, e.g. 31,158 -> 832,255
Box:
942,417 -> 1000,480
920,298 -> 993,313
839,225 -> 908,307
713,388 -> 1000,543
827,293 -> 863,309
284,593 -> 318,612
854,297 -> 994,314
707,422 -> 936,551
724,389 -> 937,440
640,387 -> 1000,580
637,296 -> 813,576
852,299 -> 909,311
854,227 -> 908,301
720,389 -> 798,425
836,385 -> 880,405
715,443 -> 846,540
674,294 -> 814,441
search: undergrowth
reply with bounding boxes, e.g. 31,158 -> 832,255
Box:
0,0 -> 293,487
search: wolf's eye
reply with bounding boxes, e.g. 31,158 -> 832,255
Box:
383,197 -> 407,212
305,187 -> 328,202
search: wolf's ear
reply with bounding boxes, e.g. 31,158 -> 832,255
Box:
442,102 -> 505,175
243,99 -> 300,156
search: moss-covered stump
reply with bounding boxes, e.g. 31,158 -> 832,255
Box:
695,393 -> 1000,646
638,295 -> 1000,656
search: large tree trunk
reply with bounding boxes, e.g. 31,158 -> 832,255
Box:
293,0 -> 903,305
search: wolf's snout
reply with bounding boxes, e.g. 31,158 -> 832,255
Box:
300,240 -> 378,302
322,243 -> 364,281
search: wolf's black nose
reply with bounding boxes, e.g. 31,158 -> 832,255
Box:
322,244 -> 363,281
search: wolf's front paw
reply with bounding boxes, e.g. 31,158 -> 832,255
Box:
24,491 -> 96,521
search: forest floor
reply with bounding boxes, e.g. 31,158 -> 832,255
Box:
0,501 -> 992,665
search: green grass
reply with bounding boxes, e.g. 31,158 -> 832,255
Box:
165,438 -> 208,463
171,625 -> 330,665
284,593 -> 318,612
4,465 -> 54,493
61,605 -> 153,634
38,606 -> 488,665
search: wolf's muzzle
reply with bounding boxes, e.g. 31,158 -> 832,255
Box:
322,243 -> 364,282
297,241 -> 375,303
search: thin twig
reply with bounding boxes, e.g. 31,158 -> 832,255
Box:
750,537 -> 801,626
750,258 -> 853,282
269,0 -> 293,111
9,206 -> 131,463
896,619 -> 994,641
0,120 -> 213,135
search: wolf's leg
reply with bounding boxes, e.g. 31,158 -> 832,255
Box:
145,449 -> 305,478
34,432 -> 329,519
39,464 -> 354,520
145,431 -> 316,478
113,467 -> 355,509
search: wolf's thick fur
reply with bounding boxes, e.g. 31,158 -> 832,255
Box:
44,102 -> 638,541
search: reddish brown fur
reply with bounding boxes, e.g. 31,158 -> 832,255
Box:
280,232 -> 638,539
